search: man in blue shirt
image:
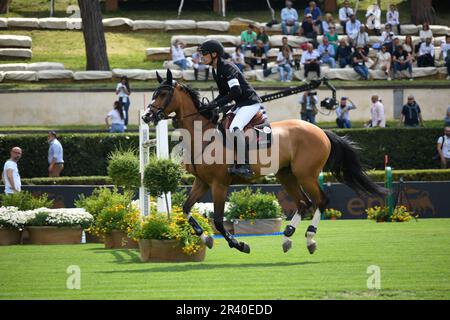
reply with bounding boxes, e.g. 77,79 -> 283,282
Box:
346,14 -> 361,38
47,131 -> 64,177
304,1 -> 323,34
281,0 -> 299,35
318,37 -> 336,68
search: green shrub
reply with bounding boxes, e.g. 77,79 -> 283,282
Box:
225,188 -> 282,220
107,148 -> 140,191
130,213 -> 171,240
171,189 -> 188,208
143,157 -> 183,198
366,205 -> 417,222
0,191 -> 54,210
22,176 -> 112,185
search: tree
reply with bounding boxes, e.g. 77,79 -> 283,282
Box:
0,0 -> 12,14
324,0 -> 337,12
411,0 -> 436,24
77,0 -> 110,71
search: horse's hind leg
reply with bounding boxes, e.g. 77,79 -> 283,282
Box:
276,168 -> 312,253
183,178 -> 214,249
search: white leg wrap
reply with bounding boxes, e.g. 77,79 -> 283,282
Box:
283,212 -> 301,244
200,233 -> 208,243
306,209 -> 321,245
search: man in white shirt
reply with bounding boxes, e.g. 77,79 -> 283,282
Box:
339,0 -> 353,35
365,3 -> 381,36
301,43 -> 321,78
346,14 -> 361,39
335,97 -> 356,128
417,37 -> 435,67
368,95 -> 386,128
441,35 -> 450,80
353,24 -> 370,54
171,40 -> 188,70
48,131 -> 64,177
281,0 -> 299,35
1,147 -> 22,194
437,126 -> 450,169
386,4 -> 400,34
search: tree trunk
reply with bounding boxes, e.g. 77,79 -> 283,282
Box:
324,0 -> 337,12
78,0 -> 110,71
411,0 -> 436,25
0,0 -> 11,14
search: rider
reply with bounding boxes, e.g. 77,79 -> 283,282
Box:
199,39 -> 264,178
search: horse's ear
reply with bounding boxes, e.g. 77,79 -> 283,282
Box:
166,69 -> 173,84
156,71 -> 164,84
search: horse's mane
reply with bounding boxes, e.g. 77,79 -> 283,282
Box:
179,83 -> 202,110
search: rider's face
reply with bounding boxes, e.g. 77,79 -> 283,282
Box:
202,52 -> 217,65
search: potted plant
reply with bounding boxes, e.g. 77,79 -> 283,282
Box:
26,208 -> 93,244
365,205 -> 416,222
0,206 -> 30,245
324,208 -> 343,220
130,207 -> 213,262
96,202 -> 141,249
225,188 -> 283,234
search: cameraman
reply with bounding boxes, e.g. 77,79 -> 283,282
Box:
299,91 -> 319,124
336,97 -> 356,128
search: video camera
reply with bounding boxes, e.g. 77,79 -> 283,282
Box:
320,97 -> 337,110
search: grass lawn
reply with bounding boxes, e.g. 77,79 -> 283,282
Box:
1,219 -> 450,300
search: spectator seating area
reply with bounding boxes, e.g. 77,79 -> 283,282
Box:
0,35 -> 32,59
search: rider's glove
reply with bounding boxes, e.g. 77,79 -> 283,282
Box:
201,100 -> 219,111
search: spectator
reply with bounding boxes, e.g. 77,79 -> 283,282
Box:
372,45 -> 392,80
368,95 -> 386,128
1,147 -> 22,194
299,91 -> 319,124
304,1 -> 323,34
444,106 -> 450,126
231,46 -> 246,73
324,23 -> 339,52
437,126 -> 450,169
256,26 -> 270,54
171,40 -> 188,70
47,131 -> 64,177
386,4 -> 401,35
281,0 -> 299,36
416,22 -> 433,53
417,37 -> 435,67
115,75 -> 131,129
346,14 -> 361,39
240,24 -> 257,53
105,101 -> 126,133
318,37 -> 336,68
339,0 -> 354,35
249,40 -> 268,70
400,95 -> 424,127
380,24 -> 395,53
352,45 -> 369,80
277,45 -> 293,82
192,47 -> 209,81
336,38 -> 353,68
365,2 -> 381,36
336,97 -> 356,128
403,35 -> 415,56
353,24 -> 370,55
441,35 -> 450,80
322,13 -> 335,34
300,13 -> 318,45
393,45 -> 414,80
301,43 -> 321,79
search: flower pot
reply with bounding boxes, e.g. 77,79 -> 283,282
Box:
138,239 -> 206,262
85,232 -> 104,243
0,228 -> 21,245
208,218 -> 234,235
233,218 -> 282,235
104,230 -> 139,249
27,226 -> 82,245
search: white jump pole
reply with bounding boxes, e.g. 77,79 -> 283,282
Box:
156,119 -> 171,213
139,107 -> 151,216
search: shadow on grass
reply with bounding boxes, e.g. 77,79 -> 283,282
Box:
86,248 -> 141,264
95,261 -> 321,274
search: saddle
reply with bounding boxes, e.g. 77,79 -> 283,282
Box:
219,111 -> 272,150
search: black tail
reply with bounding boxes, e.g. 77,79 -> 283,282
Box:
324,130 -> 387,197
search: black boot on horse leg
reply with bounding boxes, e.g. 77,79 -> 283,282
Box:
183,204 -> 214,249
228,127 -> 253,179
214,219 -> 250,254
282,200 -> 310,253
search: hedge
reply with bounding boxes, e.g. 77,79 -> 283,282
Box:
0,128 -> 444,178
17,170 -> 450,186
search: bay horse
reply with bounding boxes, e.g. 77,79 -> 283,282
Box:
144,69 -> 386,255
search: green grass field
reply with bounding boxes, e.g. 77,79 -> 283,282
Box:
1,219 -> 450,300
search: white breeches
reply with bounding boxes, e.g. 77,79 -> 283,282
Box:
229,103 -> 261,132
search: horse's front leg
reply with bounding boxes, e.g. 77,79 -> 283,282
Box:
183,178 -> 214,249
212,184 -> 250,254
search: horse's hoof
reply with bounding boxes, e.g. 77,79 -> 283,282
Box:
204,235 -> 214,249
282,239 -> 292,253
239,242 -> 251,254
307,240 -> 317,255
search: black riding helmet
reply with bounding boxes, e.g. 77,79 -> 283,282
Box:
199,39 -> 224,59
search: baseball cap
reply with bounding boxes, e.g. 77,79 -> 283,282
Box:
306,13 -> 312,18
48,130 -> 57,137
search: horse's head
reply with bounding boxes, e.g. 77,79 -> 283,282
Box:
142,69 -> 182,126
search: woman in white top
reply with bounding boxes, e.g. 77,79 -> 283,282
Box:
365,3 -> 381,36
105,101 -> 126,133
386,4 -> 401,34
231,46 -> 246,73
372,45 -> 392,80
115,76 -> 131,128
171,40 -> 188,70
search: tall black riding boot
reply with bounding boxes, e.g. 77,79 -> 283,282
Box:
228,128 -> 253,179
